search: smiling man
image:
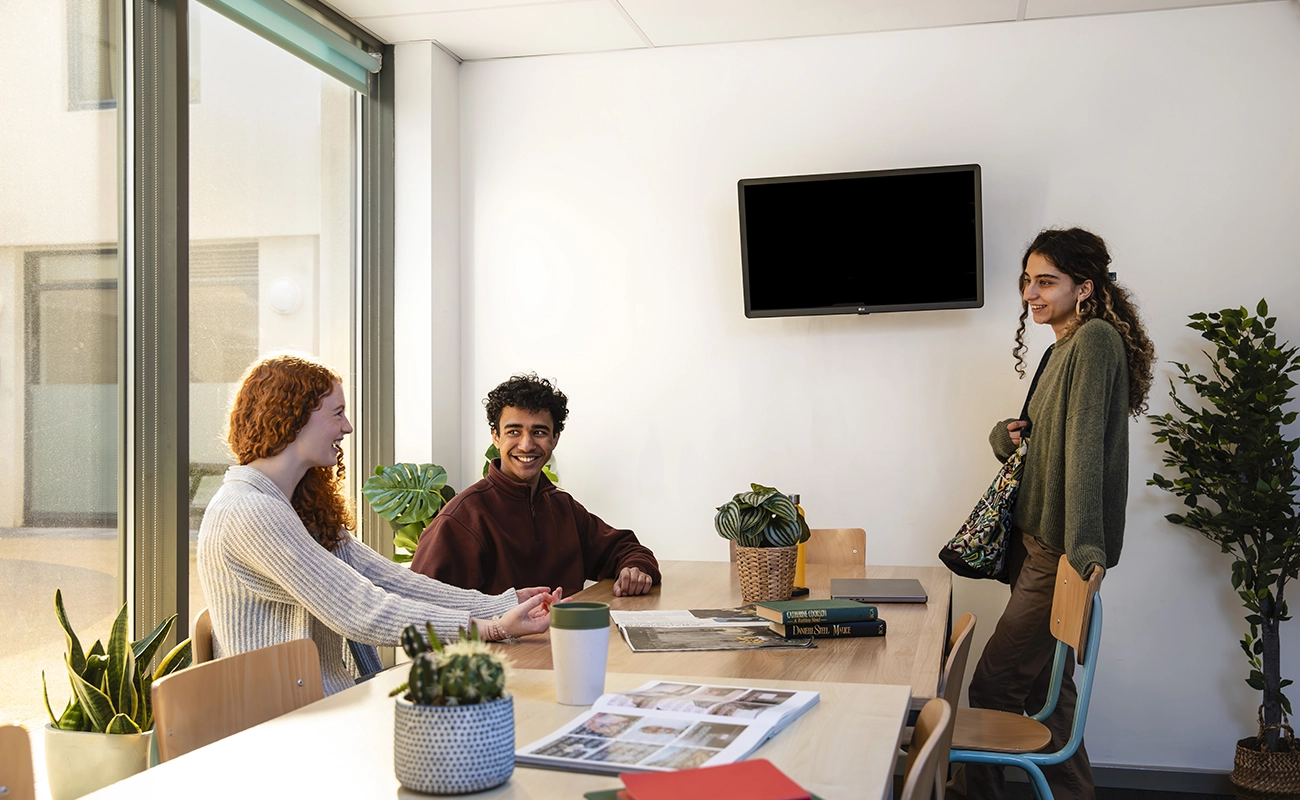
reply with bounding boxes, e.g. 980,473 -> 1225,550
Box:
410,373 -> 660,599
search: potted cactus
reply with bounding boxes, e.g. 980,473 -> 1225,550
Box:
390,622 -> 514,794
42,589 -> 192,800
715,483 -> 811,602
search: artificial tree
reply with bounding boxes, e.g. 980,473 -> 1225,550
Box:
1149,300 -> 1300,752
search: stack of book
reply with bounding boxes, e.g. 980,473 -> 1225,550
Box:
753,599 -> 886,639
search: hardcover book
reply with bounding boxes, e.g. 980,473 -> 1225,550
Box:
768,619 -> 886,639
753,598 -> 878,624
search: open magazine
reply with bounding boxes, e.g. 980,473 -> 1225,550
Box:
609,608 -> 816,652
515,680 -> 819,776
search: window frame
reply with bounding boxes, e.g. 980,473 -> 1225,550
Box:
121,0 -> 393,644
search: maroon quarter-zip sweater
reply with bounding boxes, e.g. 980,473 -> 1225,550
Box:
410,460 -> 660,598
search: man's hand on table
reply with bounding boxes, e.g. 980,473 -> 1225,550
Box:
612,567 -> 653,597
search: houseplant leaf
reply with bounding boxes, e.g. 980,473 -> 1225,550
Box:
362,463 -> 449,526
66,657 -> 116,732
54,589 -> 86,676
131,614 -> 177,668
153,638 -> 194,680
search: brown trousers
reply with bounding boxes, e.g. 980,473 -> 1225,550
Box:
959,530 -> 1096,799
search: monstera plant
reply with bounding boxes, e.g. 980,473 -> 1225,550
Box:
1149,301 -> 1300,783
362,463 -> 456,563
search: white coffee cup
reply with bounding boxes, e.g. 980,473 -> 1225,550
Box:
550,601 -> 611,705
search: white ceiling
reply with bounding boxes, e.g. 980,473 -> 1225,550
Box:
328,0 -> 1266,61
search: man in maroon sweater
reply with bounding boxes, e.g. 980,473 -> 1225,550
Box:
410,374 -> 660,599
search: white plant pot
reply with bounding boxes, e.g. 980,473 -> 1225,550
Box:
394,695 -> 514,795
44,724 -> 152,800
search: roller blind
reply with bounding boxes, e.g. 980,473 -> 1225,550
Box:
196,0 -> 381,94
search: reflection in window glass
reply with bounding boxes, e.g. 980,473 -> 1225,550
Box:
187,0 -> 357,623
1,0 -> 122,733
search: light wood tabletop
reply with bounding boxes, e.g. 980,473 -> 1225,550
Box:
82,667 -> 912,800
501,561 -> 952,712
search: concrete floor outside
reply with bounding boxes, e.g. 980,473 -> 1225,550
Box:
2,526 -> 207,798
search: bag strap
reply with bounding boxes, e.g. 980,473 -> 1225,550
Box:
1019,344 -> 1054,437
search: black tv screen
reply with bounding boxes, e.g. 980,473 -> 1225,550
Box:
738,164 -> 983,318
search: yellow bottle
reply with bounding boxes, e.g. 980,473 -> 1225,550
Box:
792,494 -> 808,592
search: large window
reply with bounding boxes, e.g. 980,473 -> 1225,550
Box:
0,0 -> 122,728
187,0 -> 358,619
0,0 -> 388,737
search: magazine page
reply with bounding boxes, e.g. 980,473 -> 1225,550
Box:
514,707 -> 774,775
618,624 -> 816,652
609,606 -> 767,629
515,681 -> 820,775
595,680 -> 819,730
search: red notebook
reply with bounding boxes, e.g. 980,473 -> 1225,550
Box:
619,759 -> 811,800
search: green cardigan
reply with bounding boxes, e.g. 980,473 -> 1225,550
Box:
989,318 -> 1130,578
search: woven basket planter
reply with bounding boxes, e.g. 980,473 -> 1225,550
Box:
1232,735 -> 1300,800
394,695 -> 515,795
735,544 -> 798,603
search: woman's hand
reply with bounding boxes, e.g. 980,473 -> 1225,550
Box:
516,586 -> 560,605
1007,419 -> 1029,447
496,590 -> 559,639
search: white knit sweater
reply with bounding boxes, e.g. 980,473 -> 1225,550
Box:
197,465 -> 518,695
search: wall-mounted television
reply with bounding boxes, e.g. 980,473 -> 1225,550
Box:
738,164 -> 983,318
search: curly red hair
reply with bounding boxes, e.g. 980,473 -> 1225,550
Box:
228,355 -> 355,551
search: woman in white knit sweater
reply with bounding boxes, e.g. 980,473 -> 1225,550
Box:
198,354 -> 558,695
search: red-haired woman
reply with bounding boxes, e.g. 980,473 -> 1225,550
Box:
198,354 -> 558,695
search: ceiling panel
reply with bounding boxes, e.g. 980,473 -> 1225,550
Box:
617,0 -> 1023,47
330,0 -> 563,20
353,0 -> 648,59
1025,0 -> 1257,18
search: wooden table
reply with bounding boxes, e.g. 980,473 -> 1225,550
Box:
503,561 -> 951,712
83,668 -> 912,800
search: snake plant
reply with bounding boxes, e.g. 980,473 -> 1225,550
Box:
43,589 -> 192,734
362,463 -> 457,563
714,483 -> 812,548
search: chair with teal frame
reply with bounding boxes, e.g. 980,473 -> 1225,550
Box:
948,555 -> 1104,800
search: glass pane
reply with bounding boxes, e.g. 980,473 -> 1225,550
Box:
187,0 -> 357,623
0,0 -> 122,733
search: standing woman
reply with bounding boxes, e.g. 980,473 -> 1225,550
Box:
962,229 -> 1154,799
198,354 -> 557,696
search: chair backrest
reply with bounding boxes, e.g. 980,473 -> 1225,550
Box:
804,528 -> 866,565
939,613 -> 977,706
900,698 -> 955,800
193,607 -> 213,664
1024,556 -> 1103,764
151,638 -> 324,762
726,527 -> 866,564
1049,556 -> 1104,664
0,724 -> 35,800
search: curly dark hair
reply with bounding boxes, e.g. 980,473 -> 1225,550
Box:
228,355 -> 354,551
484,373 -> 569,434
1013,227 -> 1155,416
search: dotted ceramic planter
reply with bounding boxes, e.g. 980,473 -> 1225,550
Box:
394,695 -> 514,795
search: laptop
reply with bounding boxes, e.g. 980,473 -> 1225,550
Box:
829,578 -> 928,604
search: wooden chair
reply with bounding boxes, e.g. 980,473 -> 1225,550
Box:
0,725 -> 35,800
948,557 -> 1104,799
193,607 -> 213,664
151,638 -> 324,762
727,527 -> 866,565
804,527 -> 866,565
899,698 -> 955,800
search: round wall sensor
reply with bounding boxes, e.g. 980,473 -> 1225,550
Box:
267,279 -> 301,315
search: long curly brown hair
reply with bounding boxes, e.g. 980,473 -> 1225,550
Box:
1013,228 -> 1155,416
228,355 -> 354,551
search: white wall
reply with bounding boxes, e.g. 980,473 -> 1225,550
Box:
452,2 -> 1300,771
394,43 -> 463,472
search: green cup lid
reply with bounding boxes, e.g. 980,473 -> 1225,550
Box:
551,601 -> 610,630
